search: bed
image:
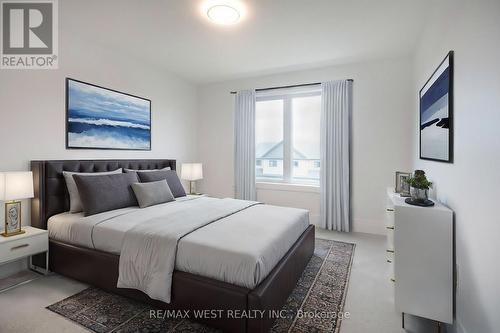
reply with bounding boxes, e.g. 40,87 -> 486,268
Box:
31,159 -> 315,333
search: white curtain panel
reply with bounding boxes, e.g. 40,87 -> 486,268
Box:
320,80 -> 352,231
234,90 -> 257,200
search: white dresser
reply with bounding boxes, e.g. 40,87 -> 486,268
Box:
385,189 -> 454,325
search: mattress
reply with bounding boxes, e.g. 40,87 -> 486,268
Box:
48,196 -> 310,288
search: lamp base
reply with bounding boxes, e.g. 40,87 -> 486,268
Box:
1,230 -> 25,237
188,181 -> 200,195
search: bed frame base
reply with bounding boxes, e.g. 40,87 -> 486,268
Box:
30,159 -> 315,333
48,225 -> 314,333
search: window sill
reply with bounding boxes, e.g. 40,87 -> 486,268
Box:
256,182 -> 320,193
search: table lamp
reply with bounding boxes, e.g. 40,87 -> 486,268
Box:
0,172 -> 34,237
181,163 -> 203,195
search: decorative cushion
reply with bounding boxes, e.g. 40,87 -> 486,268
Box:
131,180 -> 175,208
137,170 -> 186,198
124,166 -> 171,176
73,173 -> 139,216
63,168 -> 122,213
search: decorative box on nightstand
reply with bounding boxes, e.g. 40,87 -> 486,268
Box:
0,226 -> 49,276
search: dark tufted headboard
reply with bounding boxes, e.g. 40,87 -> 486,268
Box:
30,159 -> 176,230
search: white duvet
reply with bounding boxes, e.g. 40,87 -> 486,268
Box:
48,196 -> 310,303
117,197 -> 258,302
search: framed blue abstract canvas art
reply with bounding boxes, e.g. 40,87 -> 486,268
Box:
66,78 -> 151,150
419,51 -> 453,163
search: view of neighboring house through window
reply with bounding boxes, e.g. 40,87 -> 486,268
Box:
255,87 -> 321,185
255,99 -> 284,180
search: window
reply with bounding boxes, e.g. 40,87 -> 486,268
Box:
255,99 -> 283,181
255,88 -> 321,185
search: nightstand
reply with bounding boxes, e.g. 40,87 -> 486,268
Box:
0,226 -> 49,276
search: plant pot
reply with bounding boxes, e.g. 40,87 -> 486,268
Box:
410,187 -> 428,202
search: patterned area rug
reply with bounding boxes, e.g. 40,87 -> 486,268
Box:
47,238 -> 355,333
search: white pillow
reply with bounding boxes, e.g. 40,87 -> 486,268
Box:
63,168 -> 123,213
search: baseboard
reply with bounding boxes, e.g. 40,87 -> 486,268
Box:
352,217 -> 385,235
314,217 -> 385,235
442,317 -> 467,333
455,319 -> 467,333
0,259 -> 28,279
309,213 -> 320,226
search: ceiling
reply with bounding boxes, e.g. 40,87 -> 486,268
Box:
62,0 -> 431,84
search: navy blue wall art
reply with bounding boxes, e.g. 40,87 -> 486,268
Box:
66,78 -> 151,150
419,51 -> 454,162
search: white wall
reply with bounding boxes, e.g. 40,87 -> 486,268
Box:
412,1 -> 500,332
0,30 -> 198,277
197,57 -> 414,234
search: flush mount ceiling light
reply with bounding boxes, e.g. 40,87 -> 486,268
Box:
203,1 -> 244,25
207,5 -> 240,24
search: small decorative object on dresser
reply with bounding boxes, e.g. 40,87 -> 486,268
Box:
0,172 -> 34,237
181,163 -> 203,195
395,171 -> 411,197
405,170 -> 434,207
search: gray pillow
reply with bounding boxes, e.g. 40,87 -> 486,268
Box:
137,170 -> 186,198
73,173 -> 139,216
131,180 -> 174,208
124,167 -> 171,173
63,168 -> 122,213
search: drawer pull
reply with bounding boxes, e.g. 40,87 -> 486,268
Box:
386,208 -> 394,212
11,244 -> 29,251
386,249 -> 394,253
386,226 -> 395,230
387,259 -> 392,263
390,278 -> 396,283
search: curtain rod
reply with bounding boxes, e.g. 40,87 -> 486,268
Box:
229,79 -> 353,94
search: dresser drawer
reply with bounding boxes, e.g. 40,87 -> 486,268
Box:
0,234 -> 48,264
386,250 -> 395,281
386,225 -> 394,250
386,250 -> 394,264
386,247 -> 395,261
385,207 -> 395,226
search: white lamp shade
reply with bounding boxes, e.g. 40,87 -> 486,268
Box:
181,163 -> 203,181
0,172 -> 34,201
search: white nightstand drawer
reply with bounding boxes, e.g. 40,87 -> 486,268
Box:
0,233 -> 48,264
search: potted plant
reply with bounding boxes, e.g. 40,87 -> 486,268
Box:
405,170 -> 432,202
